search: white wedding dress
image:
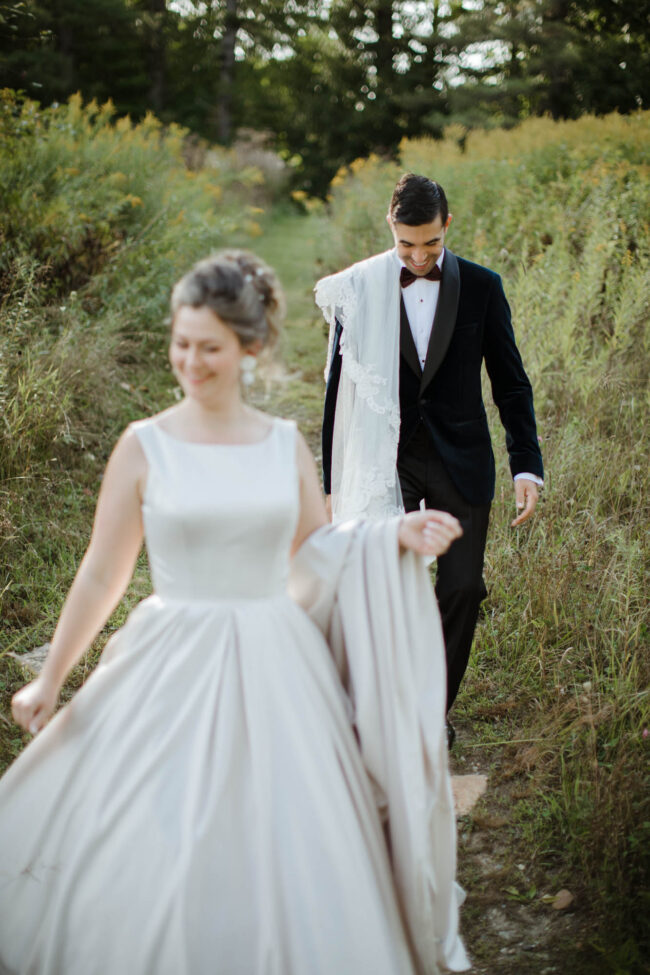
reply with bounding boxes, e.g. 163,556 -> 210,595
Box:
0,417 -> 469,975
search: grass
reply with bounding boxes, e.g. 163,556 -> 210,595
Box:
1,99 -> 648,970
245,203 -> 332,444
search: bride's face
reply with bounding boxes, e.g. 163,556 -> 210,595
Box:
170,305 -> 244,402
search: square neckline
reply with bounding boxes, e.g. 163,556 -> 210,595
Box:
151,417 -> 277,448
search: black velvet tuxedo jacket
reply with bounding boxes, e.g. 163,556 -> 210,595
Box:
322,249 -> 544,507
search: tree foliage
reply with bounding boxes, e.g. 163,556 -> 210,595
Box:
446,0 -> 650,125
0,0 -> 647,192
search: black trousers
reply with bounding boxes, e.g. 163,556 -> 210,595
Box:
397,425 -> 491,711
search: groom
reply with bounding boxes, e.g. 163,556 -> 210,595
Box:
319,173 -> 543,734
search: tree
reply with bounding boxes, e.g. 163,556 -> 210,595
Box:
443,0 -> 649,125
237,25 -> 370,195
327,0 -> 452,148
2,0 -> 646,195
139,0 -> 167,116
0,0 -> 149,115
217,0 -> 238,142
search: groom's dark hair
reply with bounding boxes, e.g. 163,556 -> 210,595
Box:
389,174 -> 448,227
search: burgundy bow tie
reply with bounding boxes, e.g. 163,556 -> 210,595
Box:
400,264 -> 442,288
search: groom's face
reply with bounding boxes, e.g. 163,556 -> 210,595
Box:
388,215 -> 451,277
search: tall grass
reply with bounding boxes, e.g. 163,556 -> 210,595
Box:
0,92 -> 268,766
0,91 -> 269,475
318,112 -> 650,968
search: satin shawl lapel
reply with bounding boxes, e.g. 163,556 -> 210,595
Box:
420,250 -> 460,392
399,295 -> 422,377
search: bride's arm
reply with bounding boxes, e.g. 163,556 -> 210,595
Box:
11,428 -> 147,735
398,508 -> 462,556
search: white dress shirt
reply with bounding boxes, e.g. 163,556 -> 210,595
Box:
399,253 -> 443,369
397,247 -> 543,487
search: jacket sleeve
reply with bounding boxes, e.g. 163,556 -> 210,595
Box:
482,275 -> 544,480
321,318 -> 343,494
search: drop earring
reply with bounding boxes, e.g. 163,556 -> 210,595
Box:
240,353 -> 257,387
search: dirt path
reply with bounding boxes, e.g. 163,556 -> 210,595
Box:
450,733 -> 596,974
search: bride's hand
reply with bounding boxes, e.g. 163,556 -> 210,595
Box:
11,675 -> 60,736
398,509 -> 463,557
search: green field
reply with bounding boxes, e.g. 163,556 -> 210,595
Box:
1,95 -> 648,972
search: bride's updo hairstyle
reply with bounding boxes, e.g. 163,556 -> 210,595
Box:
170,250 -> 285,350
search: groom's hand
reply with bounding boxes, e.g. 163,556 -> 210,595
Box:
512,479 -> 539,527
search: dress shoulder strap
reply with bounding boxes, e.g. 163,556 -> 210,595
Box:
270,417 -> 299,482
129,417 -> 166,468
272,416 -> 297,437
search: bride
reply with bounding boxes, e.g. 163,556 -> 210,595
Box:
2,250 -> 469,975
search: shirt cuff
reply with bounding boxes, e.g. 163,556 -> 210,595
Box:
514,472 -> 544,487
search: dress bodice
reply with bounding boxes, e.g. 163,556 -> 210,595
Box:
132,417 -> 299,601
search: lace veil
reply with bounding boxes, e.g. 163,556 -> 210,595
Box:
315,249 -> 404,522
